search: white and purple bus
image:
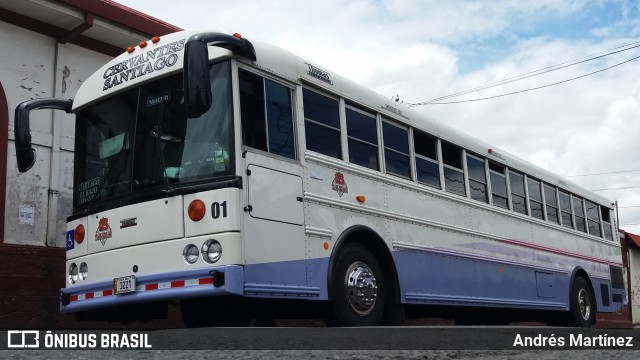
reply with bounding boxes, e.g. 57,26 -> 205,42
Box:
14,30 -> 624,327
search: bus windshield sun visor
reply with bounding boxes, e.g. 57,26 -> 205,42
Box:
14,98 -> 72,172
184,32 -> 256,118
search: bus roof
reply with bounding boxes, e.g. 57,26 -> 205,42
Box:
72,29 -> 613,209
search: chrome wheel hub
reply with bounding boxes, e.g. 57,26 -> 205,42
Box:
344,261 -> 378,316
578,288 -> 591,321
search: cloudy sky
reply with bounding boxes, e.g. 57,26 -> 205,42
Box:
114,0 -> 640,234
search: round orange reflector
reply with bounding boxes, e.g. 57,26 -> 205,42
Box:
233,33 -> 242,38
139,41 -> 147,48
126,46 -> 135,53
188,200 -> 206,222
356,195 -> 366,203
74,224 -> 85,244
151,36 -> 160,43
323,242 -> 329,250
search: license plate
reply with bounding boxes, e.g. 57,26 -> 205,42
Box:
114,275 -> 136,295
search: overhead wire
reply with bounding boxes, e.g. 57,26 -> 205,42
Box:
565,169 -> 640,178
407,40 -> 640,106
592,185 -> 640,191
409,54 -> 640,105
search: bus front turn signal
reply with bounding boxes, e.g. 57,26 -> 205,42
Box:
74,224 -> 85,244
188,200 -> 206,222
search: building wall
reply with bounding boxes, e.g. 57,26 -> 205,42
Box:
0,242 -> 184,328
630,247 -> 640,325
2,20 -> 110,247
0,1 -> 183,328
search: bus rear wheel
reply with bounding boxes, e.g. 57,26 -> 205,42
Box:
328,243 -> 386,326
568,277 -> 595,328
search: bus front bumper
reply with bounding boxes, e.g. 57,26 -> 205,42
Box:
60,265 -> 243,313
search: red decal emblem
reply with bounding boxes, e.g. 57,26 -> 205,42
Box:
95,217 -> 112,246
332,172 -> 348,197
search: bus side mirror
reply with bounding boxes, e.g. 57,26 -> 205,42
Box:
14,98 -> 72,172
183,32 -> 257,118
184,40 -> 212,118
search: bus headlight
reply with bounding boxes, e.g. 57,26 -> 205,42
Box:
201,239 -> 222,264
79,262 -> 88,280
183,244 -> 199,264
69,263 -> 78,284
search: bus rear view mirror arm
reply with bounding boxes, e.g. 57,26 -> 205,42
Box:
183,32 -> 256,118
14,98 -> 72,172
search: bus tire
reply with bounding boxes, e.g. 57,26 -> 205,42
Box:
568,277 -> 595,328
329,243 -> 386,326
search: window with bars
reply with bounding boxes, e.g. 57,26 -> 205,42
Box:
559,191 -> 573,229
441,141 -> 465,196
414,130 -> 440,189
489,162 -> 508,209
239,69 -> 295,159
467,154 -> 488,203
509,171 -> 528,215
303,87 -> 341,159
527,178 -> 544,220
601,207 -> 614,241
383,121 -> 411,179
544,184 -> 559,224
573,197 -> 587,233
346,106 -> 378,170
586,200 -> 602,237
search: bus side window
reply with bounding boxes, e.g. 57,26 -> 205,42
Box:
303,88 -> 341,159
601,207 -> 614,240
467,154 -> 488,203
559,191 -> 573,229
441,141 -> 465,196
585,200 -> 602,237
346,106 -> 378,170
544,184 -> 560,224
509,171 -> 528,215
239,69 -> 295,159
573,197 -> 587,233
382,121 -> 410,179
265,79 -> 295,159
413,130 -> 440,189
489,162 -> 508,209
527,178 -> 544,220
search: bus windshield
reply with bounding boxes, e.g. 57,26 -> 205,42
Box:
72,61 -> 234,213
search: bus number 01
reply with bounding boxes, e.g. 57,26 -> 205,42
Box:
211,201 -> 228,219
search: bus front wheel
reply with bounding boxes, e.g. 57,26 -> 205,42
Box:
568,277 -> 595,328
328,243 -> 386,326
